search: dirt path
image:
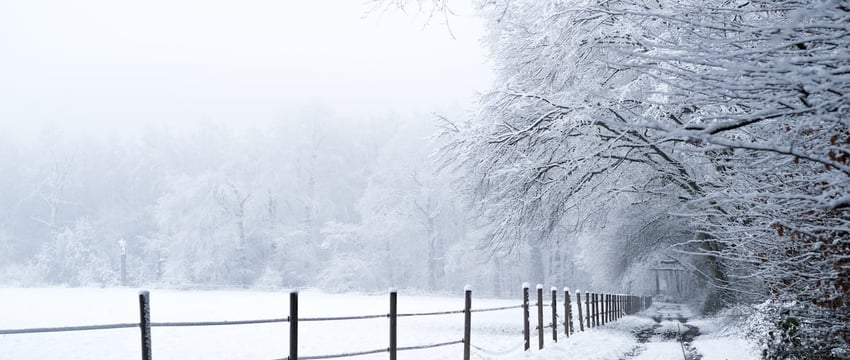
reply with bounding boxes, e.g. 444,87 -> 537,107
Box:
620,303 -> 703,360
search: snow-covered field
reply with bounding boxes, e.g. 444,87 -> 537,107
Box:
0,287 -> 530,360
0,288 -> 759,360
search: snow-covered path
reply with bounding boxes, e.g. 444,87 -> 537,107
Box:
505,302 -> 759,360
627,303 -> 700,360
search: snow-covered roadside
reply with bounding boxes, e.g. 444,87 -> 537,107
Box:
692,337 -> 759,360
501,302 -> 760,360
498,328 -> 638,360
688,317 -> 760,360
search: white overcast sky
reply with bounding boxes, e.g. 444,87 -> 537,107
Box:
0,0 -> 491,134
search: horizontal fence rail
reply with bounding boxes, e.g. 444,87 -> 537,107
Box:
469,304 -> 524,313
151,318 -> 290,327
0,322 -> 140,335
300,314 -> 387,322
0,285 -> 652,359
397,309 -> 466,317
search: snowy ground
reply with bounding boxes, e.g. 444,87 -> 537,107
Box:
515,302 -> 761,360
0,288 -> 759,360
1,287 -> 527,359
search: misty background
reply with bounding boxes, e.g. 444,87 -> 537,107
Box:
0,0 -> 610,295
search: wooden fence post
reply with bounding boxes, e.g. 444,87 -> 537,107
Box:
290,291 -> 298,360
603,294 -> 608,324
551,287 -> 557,343
602,294 -> 611,324
595,293 -> 600,327
596,293 -> 602,326
576,290 -> 584,332
615,295 -> 619,320
620,295 -> 623,319
463,286 -> 472,360
536,284 -> 544,350
138,290 -> 152,360
601,294 -> 606,326
523,283 -> 530,351
389,289 -> 397,360
591,293 -> 597,327
563,288 -> 571,337
585,292 -> 591,329
596,293 -> 601,326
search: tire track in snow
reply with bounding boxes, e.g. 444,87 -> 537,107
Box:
619,303 -> 704,360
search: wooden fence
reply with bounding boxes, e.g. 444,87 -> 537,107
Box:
0,285 -> 652,359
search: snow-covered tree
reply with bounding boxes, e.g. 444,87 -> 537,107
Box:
33,218 -> 118,286
436,0 -> 849,356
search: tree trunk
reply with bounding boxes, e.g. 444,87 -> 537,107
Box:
698,231 -> 730,313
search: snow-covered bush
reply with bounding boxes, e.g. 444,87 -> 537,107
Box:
33,219 -> 118,286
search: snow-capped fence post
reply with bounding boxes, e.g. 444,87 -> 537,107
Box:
599,293 -> 603,325
550,287 -> 557,343
536,284 -> 544,350
601,293 -> 606,326
602,294 -> 611,325
585,292 -> 591,329
590,293 -> 599,327
576,290 -> 584,332
615,295 -> 620,320
591,293 -> 597,327
389,289 -> 397,360
596,293 -> 601,326
563,288 -> 572,337
289,291 -> 298,360
620,295 -> 624,318
604,294 -> 609,324
595,293 -> 600,326
616,295 -> 620,319
138,290 -> 152,360
463,285 -> 472,360
522,283 -> 530,351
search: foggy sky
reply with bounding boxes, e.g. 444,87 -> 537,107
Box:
0,0 -> 491,135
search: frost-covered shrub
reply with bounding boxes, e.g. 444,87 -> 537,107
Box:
316,255 -> 383,293
33,219 -> 118,286
748,301 -> 850,360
